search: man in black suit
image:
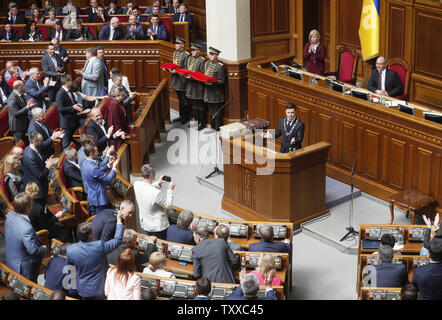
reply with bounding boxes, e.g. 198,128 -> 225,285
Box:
56,74 -> 82,150
191,226 -> 238,284
172,3 -> 192,29
86,107 -> 122,155
67,20 -> 96,41
264,103 -> 305,153
248,224 -> 291,253
47,21 -> 69,41
367,56 -> 402,98
41,43 -> 66,101
364,245 -> 408,288
84,0 -> 99,16
28,107 -> 64,161
91,200 -> 135,242
24,68 -> 55,111
7,80 -> 36,144
0,24 -> 20,42
5,5 -> 26,25
107,229 -> 157,272
63,147 -> 83,189
169,0 -> 181,14
22,131 -> 59,201
413,239 -> 442,300
131,6 -> 148,23
105,0 -> 124,15
44,0 -> 63,16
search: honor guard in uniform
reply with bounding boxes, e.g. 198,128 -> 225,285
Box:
185,43 -> 206,131
171,36 -> 190,124
203,47 -> 226,131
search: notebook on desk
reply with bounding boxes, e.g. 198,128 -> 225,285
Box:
362,239 -> 381,250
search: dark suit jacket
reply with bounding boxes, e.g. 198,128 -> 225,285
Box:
166,224 -> 196,245
0,81 -> 12,99
191,238 -> 238,283
5,14 -> 26,25
43,46 -> 70,64
226,286 -> 277,300
274,117 -> 305,153
44,256 -> 68,292
41,53 -> 65,82
56,87 -> 79,129
66,26 -> 95,40
24,78 -> 49,110
0,29 -> 19,42
7,91 -> 30,133
368,262 -> 408,288
135,15 -> 148,23
107,243 -> 156,273
27,119 -> 54,161
87,13 -> 110,23
193,296 -> 209,300
46,28 -> 69,41
172,12 -> 192,29
22,146 -> 50,200
248,240 -> 291,254
124,24 -> 145,40
105,7 -> 124,15
367,68 -> 403,97
21,29 -> 43,41
146,24 -> 167,40
44,7 -> 63,16
86,120 -> 110,154
91,209 -> 118,242
98,24 -> 123,40
63,160 -> 83,189
84,7 -> 99,16
412,262 -> 442,300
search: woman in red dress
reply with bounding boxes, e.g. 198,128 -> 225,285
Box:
303,29 -> 327,75
7,67 -> 23,88
102,87 -> 130,151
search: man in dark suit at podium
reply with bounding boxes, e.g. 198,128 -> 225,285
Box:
264,103 -> 305,153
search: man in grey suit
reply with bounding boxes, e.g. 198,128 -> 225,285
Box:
41,43 -> 65,101
7,80 -> 36,144
74,47 -> 105,109
191,226 -> 238,284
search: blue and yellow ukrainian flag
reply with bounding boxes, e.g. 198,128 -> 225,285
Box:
359,0 -> 380,61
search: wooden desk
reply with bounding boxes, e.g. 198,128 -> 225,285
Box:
389,190 -> 437,224
247,55 -> 442,209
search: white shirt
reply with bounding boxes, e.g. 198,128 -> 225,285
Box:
109,27 -> 114,40
0,87 -> 7,104
379,69 -> 386,91
134,180 -> 172,232
95,119 -> 110,139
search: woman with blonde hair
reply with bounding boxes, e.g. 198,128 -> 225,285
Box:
4,154 -> 23,201
62,11 -> 78,30
105,248 -> 141,300
302,29 -> 326,75
142,252 -> 175,278
25,182 -> 66,241
250,253 -> 283,286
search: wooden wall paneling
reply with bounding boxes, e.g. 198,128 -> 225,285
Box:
389,138 -> 406,190
415,147 -> 433,195
340,121 -> 357,171
362,129 -> 380,180
432,153 -> 441,202
410,73 -> 442,112
388,4 -> 406,59
120,60 -> 136,89
407,144 -> 416,190
318,113 -> 332,161
321,0 -> 331,72
187,0 -> 206,41
297,105 -> 310,147
414,7 -> 442,80
331,118 -> 340,163
381,135 -> 389,182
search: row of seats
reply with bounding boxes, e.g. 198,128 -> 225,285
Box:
0,261 -> 76,300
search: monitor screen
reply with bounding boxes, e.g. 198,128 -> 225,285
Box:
197,219 -> 207,227
287,69 -> 303,81
398,104 -> 415,116
212,288 -> 226,296
423,112 -> 442,124
351,89 -> 369,101
175,285 -> 187,293
181,249 -> 192,257
270,62 -> 279,73
331,81 -> 344,93
230,225 -> 239,233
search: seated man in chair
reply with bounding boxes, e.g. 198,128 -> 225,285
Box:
248,224 -> 291,253
367,56 -> 402,98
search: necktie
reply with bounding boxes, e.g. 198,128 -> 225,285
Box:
39,122 -> 50,138
154,26 -> 157,34
68,90 -> 75,104
83,60 -> 89,71
57,31 -> 61,41
180,14 -> 184,22
109,28 -> 114,40
378,71 -> 382,90
6,33 -> 10,40
35,149 -> 43,162
12,16 -> 15,24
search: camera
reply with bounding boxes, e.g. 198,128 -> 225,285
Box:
163,175 -> 171,182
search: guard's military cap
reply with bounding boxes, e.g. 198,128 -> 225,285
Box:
175,36 -> 186,44
208,47 -> 221,55
190,43 -> 202,50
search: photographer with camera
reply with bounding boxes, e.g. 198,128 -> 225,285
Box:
134,164 -> 174,240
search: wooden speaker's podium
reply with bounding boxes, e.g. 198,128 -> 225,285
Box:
221,133 -> 330,228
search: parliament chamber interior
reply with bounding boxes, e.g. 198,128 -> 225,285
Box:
0,0 -> 441,304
